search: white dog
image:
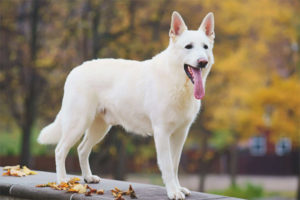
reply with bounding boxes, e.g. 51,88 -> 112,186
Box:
38,11 -> 215,199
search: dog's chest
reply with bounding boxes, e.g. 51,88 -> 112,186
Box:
156,82 -> 201,128
170,92 -> 200,123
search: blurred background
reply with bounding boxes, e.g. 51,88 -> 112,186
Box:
0,0 -> 299,199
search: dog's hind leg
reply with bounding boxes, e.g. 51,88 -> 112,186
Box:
77,114 -> 111,183
55,103 -> 96,183
170,126 -> 191,196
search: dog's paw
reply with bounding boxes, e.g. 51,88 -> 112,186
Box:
84,175 -> 101,183
167,190 -> 185,200
179,187 -> 191,196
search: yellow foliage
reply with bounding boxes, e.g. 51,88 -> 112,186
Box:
198,0 -> 300,145
1,0 -> 299,150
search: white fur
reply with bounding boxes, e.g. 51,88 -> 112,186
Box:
38,11 -> 215,200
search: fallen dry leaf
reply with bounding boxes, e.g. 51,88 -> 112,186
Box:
35,177 -> 137,199
85,190 -> 92,196
68,177 -> 81,184
36,177 -> 105,197
128,185 -> 137,198
3,165 -> 20,171
10,169 -> 27,177
57,182 -> 69,191
86,185 -> 97,193
2,170 -> 10,176
96,189 -> 104,195
68,184 -> 87,194
36,183 -> 49,187
111,189 -> 118,197
22,166 -> 37,175
2,165 -> 37,177
115,193 -> 125,200
111,185 -> 137,199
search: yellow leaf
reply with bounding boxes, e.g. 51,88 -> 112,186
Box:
68,184 -> 87,194
22,166 -> 37,175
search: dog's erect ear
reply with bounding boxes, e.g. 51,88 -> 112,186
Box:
199,12 -> 215,40
169,11 -> 187,38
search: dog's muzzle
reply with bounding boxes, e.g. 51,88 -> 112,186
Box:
197,59 -> 208,69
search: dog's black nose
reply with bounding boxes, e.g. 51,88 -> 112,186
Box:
197,59 -> 208,68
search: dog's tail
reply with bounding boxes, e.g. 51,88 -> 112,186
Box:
37,112 -> 62,144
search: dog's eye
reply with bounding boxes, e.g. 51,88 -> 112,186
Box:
203,44 -> 208,49
185,44 -> 193,49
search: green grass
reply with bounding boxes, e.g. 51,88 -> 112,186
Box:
265,191 -> 296,199
0,131 -> 21,155
209,183 -> 264,199
0,128 -> 55,156
209,183 -> 296,200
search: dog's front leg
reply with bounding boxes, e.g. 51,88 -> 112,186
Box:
170,127 -> 191,196
154,129 -> 186,200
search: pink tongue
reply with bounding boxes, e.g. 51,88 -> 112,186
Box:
191,68 -> 205,99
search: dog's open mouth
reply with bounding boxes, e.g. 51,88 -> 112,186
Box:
184,64 -> 205,100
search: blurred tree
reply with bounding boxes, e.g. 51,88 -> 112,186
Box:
184,0 -> 300,190
0,0 -> 45,166
0,0 -> 299,195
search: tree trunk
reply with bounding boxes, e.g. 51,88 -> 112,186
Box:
20,69 -> 39,166
199,165 -> 207,192
20,123 -> 33,166
111,128 -> 126,181
198,131 -> 209,192
297,146 -> 300,200
91,3 -> 101,59
229,137 -> 238,186
151,0 -> 172,41
20,0 -> 39,166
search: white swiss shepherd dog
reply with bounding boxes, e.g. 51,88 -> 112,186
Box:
38,11 -> 215,199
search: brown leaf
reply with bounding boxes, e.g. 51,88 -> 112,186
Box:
2,170 -> 10,176
35,176 -> 106,197
128,184 -> 137,199
85,191 -> 92,196
96,189 -> 104,195
114,187 -> 121,193
111,190 -> 118,197
36,184 -> 49,187
57,182 -> 69,190
86,185 -> 97,193
115,193 -> 125,200
111,185 -> 137,199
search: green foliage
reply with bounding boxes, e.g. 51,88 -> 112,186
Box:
209,130 -> 234,150
31,129 -> 55,156
0,128 -> 53,156
194,0 -> 300,151
0,132 -> 20,155
0,0 -> 299,167
210,183 -> 264,199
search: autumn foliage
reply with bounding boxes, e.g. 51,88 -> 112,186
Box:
0,0 -> 299,172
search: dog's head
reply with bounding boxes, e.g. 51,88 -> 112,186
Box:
169,11 -> 215,100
